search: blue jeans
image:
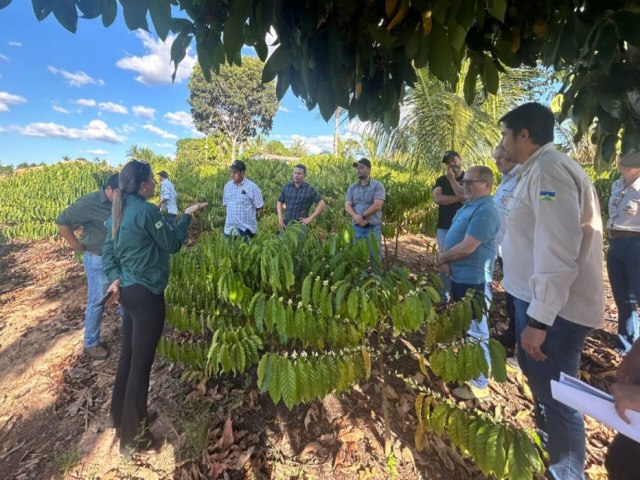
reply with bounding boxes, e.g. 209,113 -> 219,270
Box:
451,281 -> 491,389
607,237 -> 640,352
354,224 -> 382,267
83,253 -> 109,348
513,297 -> 590,480
436,228 -> 451,302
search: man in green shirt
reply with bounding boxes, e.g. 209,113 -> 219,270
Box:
56,173 -> 119,360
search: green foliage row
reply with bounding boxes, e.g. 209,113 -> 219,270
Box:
0,161 -> 115,240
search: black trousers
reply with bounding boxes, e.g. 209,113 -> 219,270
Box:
110,284 -> 165,452
606,433 -> 640,480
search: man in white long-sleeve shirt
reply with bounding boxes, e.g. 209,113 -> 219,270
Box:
500,102 -> 604,480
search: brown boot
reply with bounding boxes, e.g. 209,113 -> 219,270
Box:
83,343 -> 109,360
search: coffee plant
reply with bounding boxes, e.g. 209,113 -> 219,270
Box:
158,224 -> 545,478
0,161 -> 115,240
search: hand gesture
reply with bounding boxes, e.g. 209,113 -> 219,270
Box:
185,202 -> 208,215
520,326 -> 548,361
617,342 -> 640,385
612,383 -> 640,423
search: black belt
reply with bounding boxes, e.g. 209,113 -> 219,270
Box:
609,229 -> 640,238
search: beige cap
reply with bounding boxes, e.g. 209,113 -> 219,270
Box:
619,151 -> 640,168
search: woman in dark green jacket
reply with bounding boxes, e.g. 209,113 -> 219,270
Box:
103,160 -> 206,456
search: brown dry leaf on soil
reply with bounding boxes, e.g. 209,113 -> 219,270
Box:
298,441 -> 326,459
337,427 -> 365,443
304,403 -> 320,431
333,440 -> 358,469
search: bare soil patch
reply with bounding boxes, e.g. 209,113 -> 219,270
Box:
0,235 -> 620,479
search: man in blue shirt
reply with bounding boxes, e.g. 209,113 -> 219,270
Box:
436,165 -> 500,400
222,160 -> 264,238
277,164 -> 326,228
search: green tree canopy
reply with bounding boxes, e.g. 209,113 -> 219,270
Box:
188,57 -> 278,162
7,0 -> 640,164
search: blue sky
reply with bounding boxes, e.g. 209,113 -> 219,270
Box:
0,2 -> 339,167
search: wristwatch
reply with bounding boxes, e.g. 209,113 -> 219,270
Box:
526,315 -> 547,330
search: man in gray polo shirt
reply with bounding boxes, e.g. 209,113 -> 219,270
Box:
57,173 -> 119,361
345,158 -> 386,263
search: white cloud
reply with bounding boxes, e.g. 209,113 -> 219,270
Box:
118,124 -> 136,134
89,149 -> 109,155
74,98 -> 97,107
278,106 -> 290,113
98,101 -> 128,114
52,105 -> 70,114
0,91 -> 27,112
8,41 -> 21,47
164,110 -> 193,129
0,54 -> 9,62
19,119 -> 124,143
116,31 -> 196,85
143,124 -> 178,139
89,148 -> 109,155
48,66 -> 105,87
155,143 -> 175,148
274,134 -> 334,154
132,105 -> 156,120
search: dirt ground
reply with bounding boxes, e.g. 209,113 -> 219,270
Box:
0,235 -> 621,479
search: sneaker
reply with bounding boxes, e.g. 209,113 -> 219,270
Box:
84,344 -> 109,360
451,384 -> 490,401
506,356 -> 520,370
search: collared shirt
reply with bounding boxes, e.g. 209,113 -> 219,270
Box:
278,181 -> 322,225
56,189 -> 112,255
103,193 -> 191,295
160,178 -> 179,215
222,177 -> 264,235
434,172 -> 465,229
445,195 -> 500,284
502,143 -> 604,328
493,164 -> 521,251
346,179 -> 386,226
607,177 -> 640,232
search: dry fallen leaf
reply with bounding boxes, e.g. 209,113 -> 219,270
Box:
337,428 -> 365,444
221,417 -> 234,449
298,441 -> 326,459
304,403 -> 319,431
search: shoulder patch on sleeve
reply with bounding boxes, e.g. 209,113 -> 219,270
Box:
539,191 -> 556,201
155,220 -> 164,229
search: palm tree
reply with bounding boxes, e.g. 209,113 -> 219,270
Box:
352,62 -> 545,169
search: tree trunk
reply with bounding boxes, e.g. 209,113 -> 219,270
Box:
334,107 -> 341,156
231,137 -> 237,163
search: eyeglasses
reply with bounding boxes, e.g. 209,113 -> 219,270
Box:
460,179 -> 487,185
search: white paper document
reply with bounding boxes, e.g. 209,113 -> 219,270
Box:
551,372 -> 640,442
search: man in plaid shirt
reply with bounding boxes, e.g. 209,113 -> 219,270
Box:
276,164 -> 326,229
222,160 -> 264,238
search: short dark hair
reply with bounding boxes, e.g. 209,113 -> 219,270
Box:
104,173 -> 119,190
499,102 -> 555,146
294,164 -> 306,174
158,170 -> 168,178
442,150 -> 460,163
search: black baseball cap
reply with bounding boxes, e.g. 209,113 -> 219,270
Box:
442,150 -> 460,163
353,158 -> 371,168
230,160 -> 246,171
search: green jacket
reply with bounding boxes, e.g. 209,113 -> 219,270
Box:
56,189 -> 112,255
103,193 -> 191,295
